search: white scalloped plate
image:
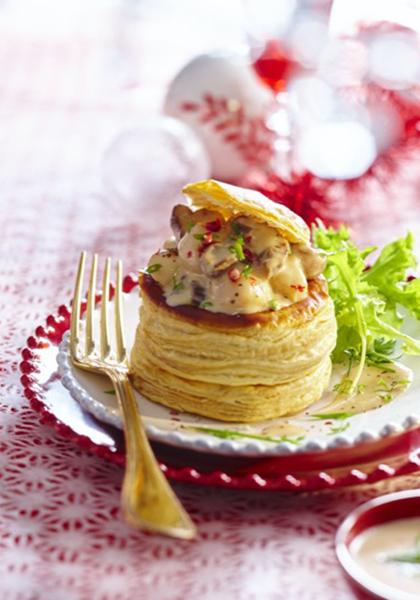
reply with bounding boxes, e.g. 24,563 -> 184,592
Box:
57,288 -> 420,457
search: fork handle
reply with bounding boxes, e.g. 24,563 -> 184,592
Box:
108,370 -> 196,539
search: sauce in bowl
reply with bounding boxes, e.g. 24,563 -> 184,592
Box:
336,491 -> 420,600
350,518 -> 420,597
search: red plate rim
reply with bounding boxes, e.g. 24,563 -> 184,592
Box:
19,273 -> 420,492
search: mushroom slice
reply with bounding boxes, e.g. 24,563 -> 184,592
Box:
230,215 -> 253,234
260,238 -> 290,277
191,280 -> 207,304
171,205 -> 222,240
200,243 -> 237,276
270,254 -> 308,302
192,208 -> 222,228
170,204 -> 194,240
292,244 -> 326,279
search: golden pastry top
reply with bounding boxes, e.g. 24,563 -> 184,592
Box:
182,179 -> 310,244
144,180 -> 326,316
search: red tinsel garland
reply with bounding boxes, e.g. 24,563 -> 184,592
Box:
252,39 -> 420,227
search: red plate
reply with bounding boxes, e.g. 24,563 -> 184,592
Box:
19,274 -> 420,491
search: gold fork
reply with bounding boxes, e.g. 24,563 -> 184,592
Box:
70,252 -> 196,539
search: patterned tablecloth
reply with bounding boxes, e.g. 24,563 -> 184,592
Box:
1,2 -> 420,599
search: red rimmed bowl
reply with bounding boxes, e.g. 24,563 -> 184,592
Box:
336,489 -> 420,599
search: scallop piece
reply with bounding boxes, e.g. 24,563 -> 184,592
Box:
145,251 -> 182,287
178,233 -> 202,273
270,254 -> 308,303
210,271 -> 273,314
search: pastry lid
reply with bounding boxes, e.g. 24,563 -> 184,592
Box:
182,179 -> 310,245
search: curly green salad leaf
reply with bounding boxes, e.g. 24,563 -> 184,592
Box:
312,224 -> 420,395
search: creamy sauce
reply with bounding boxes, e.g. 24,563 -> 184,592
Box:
261,423 -> 306,437
311,362 -> 412,417
350,518 -> 420,597
145,206 -> 325,315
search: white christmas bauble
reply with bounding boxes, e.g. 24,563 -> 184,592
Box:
101,116 -> 210,218
298,121 -> 377,180
164,53 -> 275,182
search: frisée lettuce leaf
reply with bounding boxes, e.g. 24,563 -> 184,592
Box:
312,224 -> 420,395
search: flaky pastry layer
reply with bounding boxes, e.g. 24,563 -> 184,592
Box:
129,275 -> 337,422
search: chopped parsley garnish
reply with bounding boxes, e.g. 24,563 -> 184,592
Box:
333,378 -> 353,395
193,233 -> 204,241
199,300 -> 213,309
313,412 -> 352,433
172,276 -> 184,291
376,378 -> 410,393
313,224 -> 420,396
376,378 -> 392,392
146,263 -> 162,274
229,235 -> 245,261
332,379 -> 365,396
268,299 -> 279,311
190,426 -> 304,445
186,222 -> 194,232
329,422 -> 350,435
312,412 -> 353,420
377,392 -> 393,404
104,389 -> 116,395
374,377 -> 410,403
231,221 -> 242,236
387,534 -> 420,564
242,264 -> 253,278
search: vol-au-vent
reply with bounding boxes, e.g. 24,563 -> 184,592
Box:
58,195 -> 420,455
129,179 -> 337,422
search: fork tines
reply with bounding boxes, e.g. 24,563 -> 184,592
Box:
70,252 -> 127,365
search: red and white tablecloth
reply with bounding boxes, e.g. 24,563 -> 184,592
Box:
1,2 -> 420,599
